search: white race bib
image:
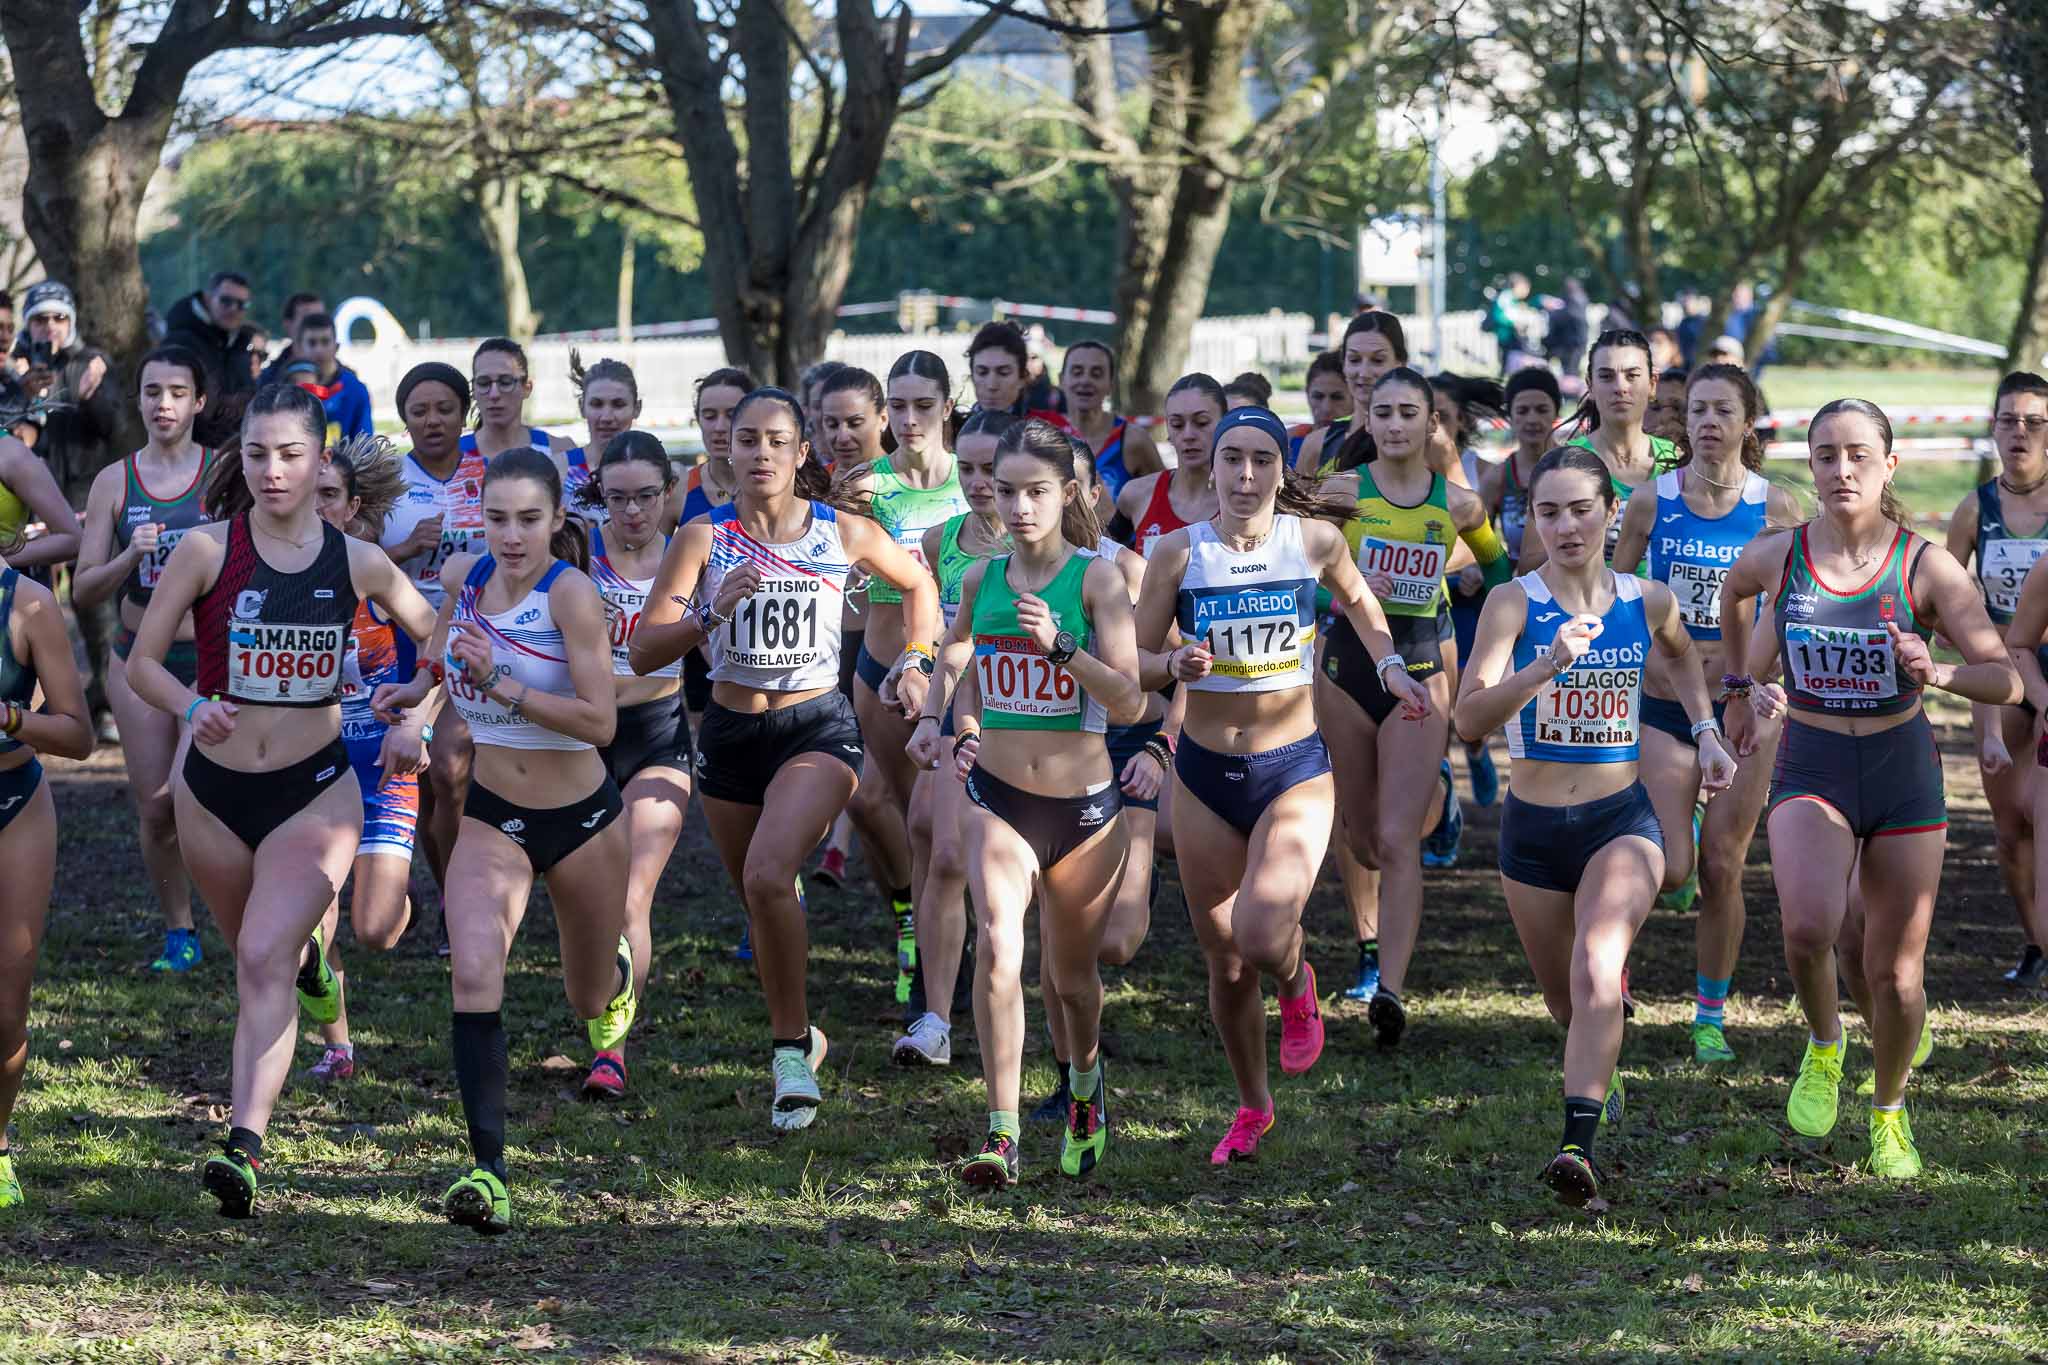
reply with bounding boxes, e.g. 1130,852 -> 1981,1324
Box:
1534,665 -> 1642,749
1360,537 -> 1446,608
1983,539 -> 2047,617
722,580 -> 827,673
226,620 -> 346,702
137,527 -> 186,590
975,635 -> 1079,718
1785,624 -> 1897,705
1667,559 -> 1727,630
1206,614 -> 1308,680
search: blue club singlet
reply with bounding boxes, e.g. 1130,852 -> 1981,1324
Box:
1645,468 -> 1770,642
1506,570 -> 1650,764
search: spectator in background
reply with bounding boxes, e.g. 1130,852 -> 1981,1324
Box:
1724,282 -> 1779,382
1022,323 -> 1058,412
1706,335 -> 1745,367
160,269 -> 256,395
1674,288 -> 1709,369
244,325 -> 271,386
1225,371 -> 1273,409
288,311 -> 373,442
259,290 -> 325,385
1487,273 -> 1532,374
1648,328 -> 1683,373
0,292 -> 14,362
1543,278 -> 1589,378
10,282 -> 118,491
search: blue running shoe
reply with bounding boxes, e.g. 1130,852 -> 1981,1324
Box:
1344,942 -> 1381,1002
1420,759 -> 1463,869
1466,741 -> 1499,808
150,928 -> 202,973
734,920 -> 754,962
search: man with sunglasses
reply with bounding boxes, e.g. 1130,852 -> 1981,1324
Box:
161,269 -> 258,395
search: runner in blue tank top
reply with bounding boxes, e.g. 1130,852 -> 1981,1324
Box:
1457,444 -> 1734,1208
1944,370 -> 2048,987
1610,364 -> 1802,1066
1721,399 -> 2019,1181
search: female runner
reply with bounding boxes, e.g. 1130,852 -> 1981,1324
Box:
631,388 -> 939,1131
1059,340 -> 1162,504
1134,405 -> 1428,1163
380,362 -> 481,950
894,410 -> 1015,1067
1293,311 -> 1406,475
0,547 -> 97,1207
1611,364 -> 1801,1064
1944,371 -> 2048,985
1320,369 -> 1509,1046
1456,444 -> 1734,1206
73,345 -> 215,973
305,437 -> 425,1083
909,419 -> 1143,1185
374,447 -> 633,1233
678,368 -> 757,738
576,432 -> 694,1099
1721,399 -> 2018,1178
1117,374 -> 1225,557
127,384 -> 437,1218
464,337 -> 572,468
1478,368 -> 1561,572
1290,350 -> 1352,462
562,352 -> 643,516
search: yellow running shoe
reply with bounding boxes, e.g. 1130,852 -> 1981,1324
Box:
1855,1017 -> 1935,1096
1787,1037 -> 1843,1137
0,1152 -> 19,1208
587,935 -> 637,1052
1866,1107 -> 1922,1179
295,923 -> 341,1025
1599,1069 -> 1626,1128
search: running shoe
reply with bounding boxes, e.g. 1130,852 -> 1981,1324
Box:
1060,1068 -> 1108,1178
795,874 -> 807,913
583,1049 -> 627,1100
1368,989 -> 1407,1049
0,1152 -> 19,1208
587,935 -> 637,1052
893,899 -> 917,1007
305,1046 -> 356,1084
2004,943 -> 2046,988
1866,1107 -> 1923,1180
444,1166 -> 511,1235
1344,942 -> 1381,1002
1278,961 -> 1325,1075
1856,1016 -> 1936,1095
201,1147 -> 257,1219
1787,1037 -> 1844,1138
770,1028 -> 827,1131
1600,1070 -> 1626,1128
1657,805 -> 1704,912
892,1011 -> 951,1066
1542,1145 -> 1603,1207
150,927 -> 201,973
1693,1022 -> 1736,1064
734,919 -> 754,962
961,1130 -> 1019,1188
1420,759 -> 1463,869
815,847 -> 848,889
1620,967 -> 1637,1020
1030,1065 -> 1072,1125
1210,1105 -> 1275,1164
1467,741 -> 1499,809
295,925 -> 341,1025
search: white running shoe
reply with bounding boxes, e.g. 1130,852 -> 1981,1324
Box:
770,1027 -> 827,1131
892,1012 -> 952,1067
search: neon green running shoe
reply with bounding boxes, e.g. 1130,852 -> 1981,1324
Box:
444,1167 -> 511,1235
1599,1069 -> 1625,1129
201,1147 -> 258,1219
1787,1038 -> 1844,1137
961,1130 -> 1019,1188
0,1152 -> 19,1208
1857,1017 -> 1935,1095
893,898 -> 917,1006
295,924 -> 341,1025
587,934 -> 637,1052
1656,804 -> 1704,911
1693,1022 -> 1736,1064
1059,1067 -> 1109,1179
1866,1107 -> 1923,1179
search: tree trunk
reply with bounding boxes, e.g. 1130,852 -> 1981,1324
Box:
478,174 -> 538,341
617,221 -> 636,343
2011,202 -> 2048,372
1743,246 -> 1806,371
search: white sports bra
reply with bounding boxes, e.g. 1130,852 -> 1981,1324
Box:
1173,515 -> 1320,693
703,502 -> 857,693
446,556 -> 589,752
589,527 -> 679,680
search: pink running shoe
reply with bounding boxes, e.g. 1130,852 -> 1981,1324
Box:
1210,1106 -> 1276,1164
815,847 -> 848,889
1278,960 -> 1325,1075
306,1046 -> 356,1084
583,1050 -> 627,1101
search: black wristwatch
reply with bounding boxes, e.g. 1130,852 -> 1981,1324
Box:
1045,630 -> 1078,667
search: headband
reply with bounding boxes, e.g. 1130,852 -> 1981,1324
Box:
1211,404 -> 1292,456
396,362 -> 471,418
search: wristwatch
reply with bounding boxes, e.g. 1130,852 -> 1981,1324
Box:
1045,631 -> 1078,667
902,651 -> 935,677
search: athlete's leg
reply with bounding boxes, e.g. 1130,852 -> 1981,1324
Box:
1767,797 -> 1859,1044
1695,716 -> 1778,1016
1640,724 -> 1703,894
848,683 -> 913,893
913,769 -> 971,1023
1039,821 -> 1128,1080
444,819 -> 538,1183
108,652 -> 192,934
1987,704 -> 2041,945
1098,804 -> 1155,965
1175,775 -> 1263,1110
0,783 -> 57,1144
1853,829 -> 1945,1106
544,817 -> 633,1021
619,767 -> 690,1000
961,801 -> 1042,1118
1561,838 -> 1660,1099
420,713 -> 474,893
1366,674 -> 1453,999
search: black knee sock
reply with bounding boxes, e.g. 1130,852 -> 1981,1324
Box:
227,1126 -> 264,1164
1562,1097 -> 1603,1155
452,1011 -> 509,1179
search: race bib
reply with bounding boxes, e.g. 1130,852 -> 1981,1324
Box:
974,634 -> 1079,718
137,527 -> 185,590
1983,539 -> 2047,617
1206,614 -> 1307,679
1359,537 -> 1446,609
1667,559 -> 1727,630
723,580 -> 826,672
227,619 -> 346,702
1784,624 -> 1897,706
1534,663 -> 1642,749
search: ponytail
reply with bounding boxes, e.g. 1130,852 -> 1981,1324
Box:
330,433 -> 407,540
1277,466 -> 1357,526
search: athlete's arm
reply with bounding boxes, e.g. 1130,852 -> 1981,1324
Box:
1122,425 -> 1165,480
845,513 -> 941,715
1115,472 -> 1158,527
1133,529 -> 1196,691
1477,459 -> 1506,523
918,522 -> 945,584
1608,485 -> 1655,576
1718,530 -> 1790,755
1646,579 -> 1735,790
126,524 -> 226,730
1906,540 -> 2022,705
1449,482 -> 1511,587
2007,556 -> 2048,712
71,462 -> 137,610
1311,518 -> 1430,719
1765,483 -> 1805,528
1943,488 -> 1979,572
908,559 -> 984,768
1452,582 -> 1546,743
629,521 -> 714,676
350,538 -> 444,728
0,437 -> 81,568
1070,555 -> 1145,726
1293,425 -> 1330,475
8,575 -> 94,760
472,569 -> 616,745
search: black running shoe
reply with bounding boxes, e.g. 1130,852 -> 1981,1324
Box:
1542,1145 -> 1603,1208
2005,944 -> 2046,988
1029,1063 -> 1072,1124
202,1148 -> 258,1219
1369,990 -> 1407,1049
